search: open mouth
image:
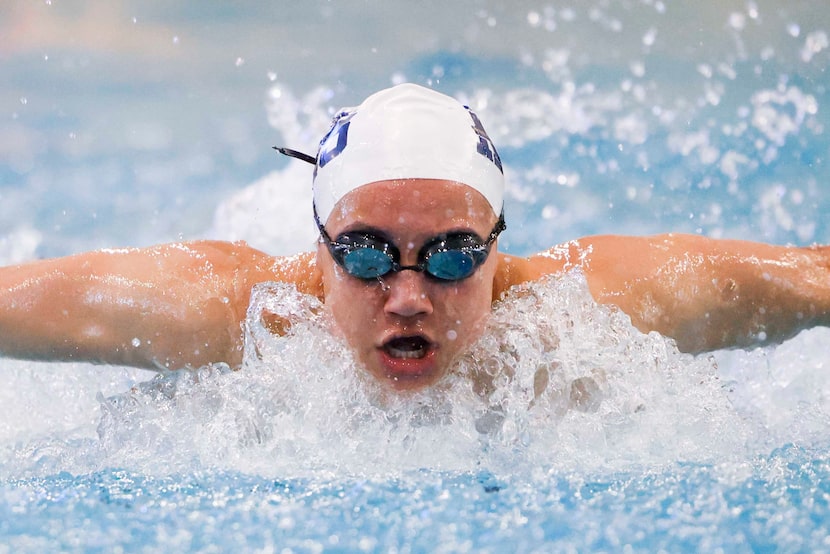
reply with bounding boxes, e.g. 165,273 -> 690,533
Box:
382,335 -> 432,359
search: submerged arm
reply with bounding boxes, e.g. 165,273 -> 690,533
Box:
0,241 -> 319,370
517,233 -> 830,353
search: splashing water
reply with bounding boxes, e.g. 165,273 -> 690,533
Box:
74,272 -> 763,482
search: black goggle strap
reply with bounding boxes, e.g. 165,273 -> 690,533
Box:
273,146 -> 316,166
485,211 -> 507,245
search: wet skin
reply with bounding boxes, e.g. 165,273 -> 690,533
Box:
316,179 -> 500,391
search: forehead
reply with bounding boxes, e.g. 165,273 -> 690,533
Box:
326,179 -> 495,233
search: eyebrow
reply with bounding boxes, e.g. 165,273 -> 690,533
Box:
335,225 -> 485,243
335,225 -> 394,241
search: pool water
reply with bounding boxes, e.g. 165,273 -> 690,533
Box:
2,1 -> 830,551
4,453 -> 829,552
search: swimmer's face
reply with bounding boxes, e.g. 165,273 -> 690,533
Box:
317,179 -> 500,391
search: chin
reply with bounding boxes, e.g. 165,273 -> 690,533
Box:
383,371 -> 447,392
362,350 -> 449,392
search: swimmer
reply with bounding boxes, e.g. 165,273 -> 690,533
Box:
1,84 -> 829,390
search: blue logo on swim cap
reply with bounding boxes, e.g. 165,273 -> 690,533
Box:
315,109 -> 355,177
467,108 -> 503,173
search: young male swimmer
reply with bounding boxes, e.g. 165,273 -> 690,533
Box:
1,84 -> 829,391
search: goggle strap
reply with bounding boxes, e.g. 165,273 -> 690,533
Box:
487,211 -> 507,243
273,146 -> 317,166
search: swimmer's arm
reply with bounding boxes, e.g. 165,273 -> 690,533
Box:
0,241 -> 320,370
511,234 -> 830,353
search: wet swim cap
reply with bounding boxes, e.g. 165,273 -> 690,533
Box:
312,84 -> 504,224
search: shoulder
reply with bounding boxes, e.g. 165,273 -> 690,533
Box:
492,234 -> 678,299
492,245 -> 572,299
156,240 -> 324,299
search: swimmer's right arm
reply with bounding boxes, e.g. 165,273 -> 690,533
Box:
0,241 -> 320,370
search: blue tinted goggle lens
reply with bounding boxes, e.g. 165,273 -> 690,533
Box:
341,247 -> 394,279
422,248 -> 481,280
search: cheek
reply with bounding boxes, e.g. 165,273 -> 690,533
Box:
320,249 -> 359,306
323,269 -> 383,333
319,254 -> 354,325
436,275 -> 493,337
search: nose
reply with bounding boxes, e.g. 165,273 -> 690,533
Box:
383,270 -> 434,318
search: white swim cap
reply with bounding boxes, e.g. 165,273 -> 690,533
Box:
312,84 -> 504,224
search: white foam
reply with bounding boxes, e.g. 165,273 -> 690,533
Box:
23,272 -> 808,481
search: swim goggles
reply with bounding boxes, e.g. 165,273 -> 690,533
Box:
314,205 -> 506,282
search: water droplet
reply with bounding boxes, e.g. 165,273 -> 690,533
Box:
131,338 -> 141,348
787,23 -> 800,38
527,11 -> 540,27
541,205 -> 558,219
630,61 -> 645,77
728,12 -> 746,31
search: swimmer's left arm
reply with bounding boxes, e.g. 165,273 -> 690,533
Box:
510,234 -> 830,353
